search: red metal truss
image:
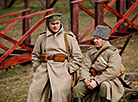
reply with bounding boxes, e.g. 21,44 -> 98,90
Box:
110,0 -> 138,36
0,0 -> 138,70
0,8 -> 56,70
71,0 -> 117,44
0,0 -> 57,9
0,8 -> 31,19
70,0 -> 138,49
104,3 -> 138,32
0,34 -> 32,52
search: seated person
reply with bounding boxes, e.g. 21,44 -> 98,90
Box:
73,25 -> 124,102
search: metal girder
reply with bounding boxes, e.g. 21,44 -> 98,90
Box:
0,8 -> 56,70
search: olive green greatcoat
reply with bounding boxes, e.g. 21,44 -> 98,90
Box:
27,25 -> 82,102
79,41 -> 124,102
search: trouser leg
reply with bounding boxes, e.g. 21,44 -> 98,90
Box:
73,98 -> 83,102
73,81 -> 90,98
99,83 -> 111,102
73,81 -> 91,102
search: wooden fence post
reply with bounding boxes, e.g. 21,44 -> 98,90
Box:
70,0 -> 79,41
5,0 -> 10,7
22,10 -> 31,45
116,0 -> 126,30
24,0 -> 29,7
46,0 -> 51,8
95,1 -> 104,27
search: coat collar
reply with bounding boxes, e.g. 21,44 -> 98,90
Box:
97,41 -> 111,53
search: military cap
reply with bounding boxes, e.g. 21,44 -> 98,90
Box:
93,25 -> 111,40
45,13 -> 62,23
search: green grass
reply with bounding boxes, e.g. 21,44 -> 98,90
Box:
0,0 -> 138,102
0,64 -> 33,102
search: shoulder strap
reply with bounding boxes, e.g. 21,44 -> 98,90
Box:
64,32 -> 77,90
92,46 -> 109,64
64,32 -> 70,61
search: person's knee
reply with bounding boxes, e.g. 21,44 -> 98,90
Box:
73,83 -> 82,95
73,82 -> 86,98
99,83 -> 107,97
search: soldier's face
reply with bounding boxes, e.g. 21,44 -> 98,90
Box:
49,21 -> 61,33
93,36 -> 106,48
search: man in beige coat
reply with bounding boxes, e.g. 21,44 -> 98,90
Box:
27,13 -> 82,102
73,25 -> 124,102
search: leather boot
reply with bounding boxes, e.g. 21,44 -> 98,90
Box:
73,98 -> 83,102
101,97 -> 111,102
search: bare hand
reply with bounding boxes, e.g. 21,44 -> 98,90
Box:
85,79 -> 97,90
84,79 -> 91,87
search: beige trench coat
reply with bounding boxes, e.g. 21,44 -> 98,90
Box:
79,41 -> 124,102
27,25 -> 82,102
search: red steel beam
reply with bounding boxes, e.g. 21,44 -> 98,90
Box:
0,9 -> 31,35
71,0 -> 88,4
126,11 -> 138,28
1,19 -> 20,34
78,0 -> 116,43
104,3 -> 138,31
78,3 -> 95,18
109,32 -> 138,43
0,33 -> 32,52
0,8 -> 31,19
110,0 -> 138,36
72,0 -> 109,4
0,53 -> 31,69
0,8 -> 55,25
1,15 -> 22,35
0,8 -> 55,64
0,44 -> 9,51
132,0 -> 137,2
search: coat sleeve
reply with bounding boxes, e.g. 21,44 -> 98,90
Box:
79,51 -> 92,80
67,34 -> 83,73
31,35 -> 42,72
94,49 -> 121,85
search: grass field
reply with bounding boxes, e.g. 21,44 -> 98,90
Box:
0,0 -> 138,102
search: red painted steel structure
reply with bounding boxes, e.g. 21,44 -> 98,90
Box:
0,0 -> 138,70
70,0 -> 138,50
0,8 -> 56,70
70,0 -> 116,44
0,0 -> 57,8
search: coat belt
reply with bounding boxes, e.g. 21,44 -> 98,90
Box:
40,54 -> 67,62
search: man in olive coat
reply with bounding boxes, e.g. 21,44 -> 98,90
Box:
27,13 -> 82,102
73,25 -> 124,102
